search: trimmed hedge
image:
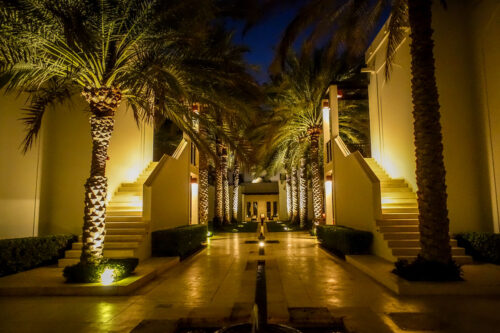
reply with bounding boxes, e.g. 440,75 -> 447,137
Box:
455,232 -> 500,264
266,222 -> 300,232
152,224 -> 207,259
316,225 -> 373,257
63,258 -> 139,283
0,234 -> 77,277
215,222 -> 259,233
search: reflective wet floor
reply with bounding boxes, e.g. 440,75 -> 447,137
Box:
0,232 -> 499,332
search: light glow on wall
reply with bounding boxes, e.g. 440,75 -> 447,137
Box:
325,180 -> 332,196
191,182 -> 198,196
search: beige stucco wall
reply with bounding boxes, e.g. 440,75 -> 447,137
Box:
145,140 -> 191,231
0,93 -> 43,238
366,0 -> 499,233
1,93 -> 153,237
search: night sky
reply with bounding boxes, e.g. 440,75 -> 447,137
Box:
227,6 -> 301,83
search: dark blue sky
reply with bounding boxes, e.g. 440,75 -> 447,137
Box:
227,6 -> 301,83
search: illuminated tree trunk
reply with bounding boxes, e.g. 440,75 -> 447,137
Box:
80,87 -> 121,264
309,127 -> 324,223
198,152 -> 209,225
214,139 -> 224,225
408,0 -> 451,264
286,171 -> 292,220
299,158 -> 308,228
232,161 -> 240,222
291,165 -> 299,224
221,146 -> 230,224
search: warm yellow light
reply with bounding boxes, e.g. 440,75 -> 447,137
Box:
191,182 -> 198,195
259,241 -> 265,248
325,180 -> 332,196
100,268 -> 115,285
252,177 -> 262,183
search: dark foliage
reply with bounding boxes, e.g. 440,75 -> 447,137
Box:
393,256 -> 462,281
316,225 -> 373,258
266,221 -> 301,232
455,232 -> 500,265
214,222 -> 259,233
0,234 -> 76,277
152,225 -> 207,259
63,258 -> 139,283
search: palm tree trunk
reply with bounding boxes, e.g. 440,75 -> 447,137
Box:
198,113 -> 209,225
198,152 -> 209,225
80,87 -> 121,264
286,171 -> 292,220
221,146 -> 230,224
408,0 -> 451,264
291,165 -> 299,224
309,128 -> 324,223
299,158 -> 308,228
232,161 -> 240,222
214,139 -> 224,225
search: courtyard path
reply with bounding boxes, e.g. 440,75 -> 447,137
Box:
0,231 -> 499,332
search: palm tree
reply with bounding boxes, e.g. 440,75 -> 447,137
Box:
298,157 -> 308,227
268,0 -> 454,268
0,0 -> 255,264
285,170 -> 293,220
232,157 -> 240,222
265,50 -> 355,223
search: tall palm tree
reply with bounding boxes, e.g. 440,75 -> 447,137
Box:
232,157 -> 240,222
267,0 -> 454,267
0,0 -> 254,263
265,50 -> 355,223
285,170 -> 293,220
298,157 -> 308,227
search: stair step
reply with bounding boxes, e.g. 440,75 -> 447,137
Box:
106,228 -> 146,235
114,191 -> 142,197
388,239 -> 458,247
382,207 -> 419,213
381,198 -> 418,204
379,225 -> 419,232
65,248 -> 136,259
117,186 -> 142,192
106,216 -> 142,222
382,187 -> 413,193
382,213 -> 419,219
383,232 -> 420,240
106,210 -> 142,216
376,219 -> 418,226
107,204 -> 143,210
382,191 -> 417,196
71,241 -> 139,250
106,222 -> 147,228
105,234 -> 143,242
58,258 -> 79,268
392,247 -> 465,256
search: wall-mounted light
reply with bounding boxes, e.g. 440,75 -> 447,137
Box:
191,177 -> 198,195
325,175 -> 333,196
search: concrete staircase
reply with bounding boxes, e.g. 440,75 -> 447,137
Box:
365,158 -> 472,265
58,162 -> 158,267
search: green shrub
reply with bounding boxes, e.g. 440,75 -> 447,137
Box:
393,256 -> 462,281
152,224 -> 207,259
455,232 -> 500,264
214,222 -> 258,233
266,221 -> 301,232
0,234 -> 77,277
63,258 -> 139,283
316,225 -> 373,257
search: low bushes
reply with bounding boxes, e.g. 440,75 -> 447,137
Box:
0,234 -> 77,277
266,221 -> 300,232
152,224 -> 207,259
214,222 -> 259,233
316,225 -> 373,258
393,256 -> 462,281
63,258 -> 139,283
455,232 -> 500,264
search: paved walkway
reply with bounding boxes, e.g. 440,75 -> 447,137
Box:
0,231 -> 499,332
